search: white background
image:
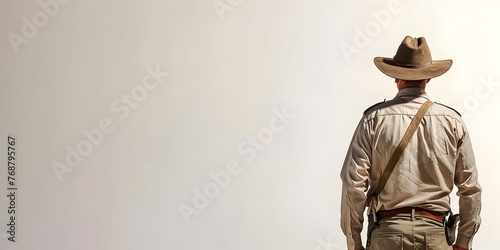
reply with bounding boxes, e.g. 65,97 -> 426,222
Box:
0,0 -> 498,249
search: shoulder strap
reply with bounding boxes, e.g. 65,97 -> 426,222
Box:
364,100 -> 386,116
366,100 -> 434,201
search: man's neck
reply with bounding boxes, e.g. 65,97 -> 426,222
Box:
398,85 -> 426,91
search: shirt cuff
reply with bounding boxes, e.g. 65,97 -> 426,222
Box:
455,235 -> 471,250
352,234 -> 363,250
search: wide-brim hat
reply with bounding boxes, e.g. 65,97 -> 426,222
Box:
374,36 -> 452,80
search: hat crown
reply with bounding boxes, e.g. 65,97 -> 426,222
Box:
393,36 -> 432,68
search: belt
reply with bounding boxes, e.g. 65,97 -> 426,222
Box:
377,207 -> 445,223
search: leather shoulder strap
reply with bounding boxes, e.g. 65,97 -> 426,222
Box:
366,100 -> 434,201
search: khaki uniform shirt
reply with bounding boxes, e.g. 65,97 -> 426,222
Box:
340,88 -> 481,250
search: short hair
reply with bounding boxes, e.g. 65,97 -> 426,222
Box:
401,79 -> 428,85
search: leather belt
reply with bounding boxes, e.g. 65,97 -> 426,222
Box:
377,207 -> 445,223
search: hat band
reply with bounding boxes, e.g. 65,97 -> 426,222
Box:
393,60 -> 430,69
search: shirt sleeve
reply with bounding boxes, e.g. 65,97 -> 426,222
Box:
340,118 -> 372,250
454,122 -> 482,249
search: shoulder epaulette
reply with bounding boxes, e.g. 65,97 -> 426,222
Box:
436,102 -> 461,117
363,99 -> 386,116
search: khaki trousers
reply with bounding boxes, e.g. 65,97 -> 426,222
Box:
367,216 -> 452,250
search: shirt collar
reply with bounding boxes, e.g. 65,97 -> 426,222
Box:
395,87 -> 429,99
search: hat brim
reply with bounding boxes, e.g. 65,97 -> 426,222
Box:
374,57 -> 453,80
